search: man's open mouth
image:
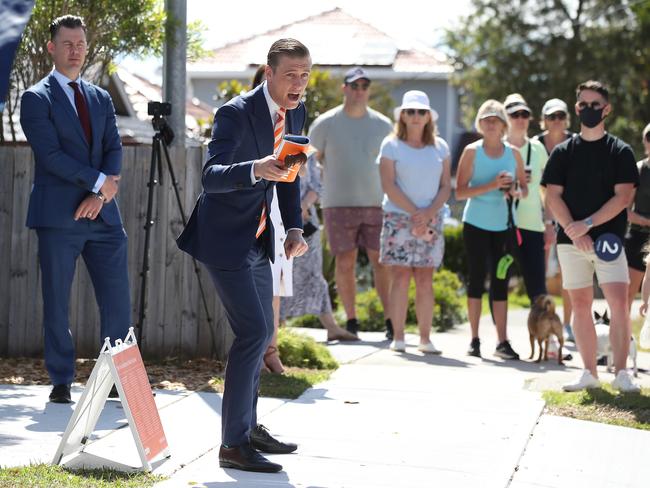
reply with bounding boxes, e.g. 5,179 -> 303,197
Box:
288,93 -> 300,102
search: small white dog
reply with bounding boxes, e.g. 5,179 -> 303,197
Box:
594,311 -> 638,377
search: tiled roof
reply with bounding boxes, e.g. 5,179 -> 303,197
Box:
189,7 -> 451,76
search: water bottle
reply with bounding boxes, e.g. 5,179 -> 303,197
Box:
640,314 -> 650,349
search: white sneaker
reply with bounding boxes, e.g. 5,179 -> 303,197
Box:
562,370 -> 601,392
418,342 -> 442,355
390,340 -> 406,352
611,370 -> 641,393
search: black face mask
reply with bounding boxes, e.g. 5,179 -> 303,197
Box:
579,106 -> 605,128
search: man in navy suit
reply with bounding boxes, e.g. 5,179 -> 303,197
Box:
177,38 -> 310,473
20,15 -> 130,404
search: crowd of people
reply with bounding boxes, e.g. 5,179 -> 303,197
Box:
20,15 -> 648,472
269,72 -> 648,396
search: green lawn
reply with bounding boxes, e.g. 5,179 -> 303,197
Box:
543,384 -> 650,431
0,465 -> 162,488
207,367 -> 334,399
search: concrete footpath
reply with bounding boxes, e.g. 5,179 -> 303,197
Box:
1,302 -> 649,487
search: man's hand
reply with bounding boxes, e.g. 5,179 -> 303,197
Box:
100,175 -> 121,202
565,220 -> 589,241
284,229 -> 308,258
254,156 -> 290,181
572,234 -> 594,253
74,195 -> 103,221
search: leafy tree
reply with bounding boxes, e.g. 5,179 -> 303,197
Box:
445,0 -> 650,154
2,0 -> 206,142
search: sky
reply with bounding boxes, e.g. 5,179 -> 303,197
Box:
123,0 -> 472,82
187,0 -> 472,49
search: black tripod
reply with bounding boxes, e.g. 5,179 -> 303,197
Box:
135,111 -> 216,353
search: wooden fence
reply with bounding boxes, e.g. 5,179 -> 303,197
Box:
0,143 -> 233,359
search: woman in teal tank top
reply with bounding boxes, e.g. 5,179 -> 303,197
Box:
456,99 -> 527,360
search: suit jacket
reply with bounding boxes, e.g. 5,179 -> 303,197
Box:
20,73 -> 123,228
177,84 -> 305,270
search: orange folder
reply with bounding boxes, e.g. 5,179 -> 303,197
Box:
276,135 -> 310,182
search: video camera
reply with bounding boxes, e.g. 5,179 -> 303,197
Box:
148,101 -> 172,118
147,101 -> 174,146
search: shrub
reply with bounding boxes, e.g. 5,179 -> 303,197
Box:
441,225 -> 467,281
277,329 -> 338,370
353,268 -> 466,332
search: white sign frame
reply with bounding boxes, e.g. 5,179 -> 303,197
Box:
52,328 -> 170,471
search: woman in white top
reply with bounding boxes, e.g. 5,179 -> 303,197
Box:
378,90 -> 451,353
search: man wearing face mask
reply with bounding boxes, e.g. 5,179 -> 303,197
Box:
542,80 -> 640,392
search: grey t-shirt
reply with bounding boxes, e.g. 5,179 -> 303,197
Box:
308,105 -> 393,208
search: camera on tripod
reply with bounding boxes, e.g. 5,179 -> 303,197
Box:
148,101 -> 172,118
147,101 -> 174,146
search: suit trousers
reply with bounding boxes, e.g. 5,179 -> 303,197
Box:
36,219 -> 131,385
204,239 -> 274,447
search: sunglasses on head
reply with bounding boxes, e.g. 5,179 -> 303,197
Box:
545,112 -> 567,121
404,108 -> 429,116
509,110 -> 530,119
348,82 -> 370,91
577,100 -> 606,110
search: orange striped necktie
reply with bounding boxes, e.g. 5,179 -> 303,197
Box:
256,107 -> 286,239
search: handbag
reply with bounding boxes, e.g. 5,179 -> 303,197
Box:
302,221 -> 318,238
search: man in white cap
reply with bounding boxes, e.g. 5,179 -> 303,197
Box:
308,67 -> 393,338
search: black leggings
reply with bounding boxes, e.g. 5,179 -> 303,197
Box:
463,222 -> 509,300
518,228 -> 547,302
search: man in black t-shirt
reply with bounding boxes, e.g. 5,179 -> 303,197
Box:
541,80 -> 640,393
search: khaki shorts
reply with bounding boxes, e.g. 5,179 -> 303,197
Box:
557,243 -> 629,290
323,207 -> 382,255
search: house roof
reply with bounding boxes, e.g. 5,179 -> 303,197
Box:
189,7 -> 452,79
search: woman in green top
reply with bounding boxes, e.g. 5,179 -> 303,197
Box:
503,93 -> 551,301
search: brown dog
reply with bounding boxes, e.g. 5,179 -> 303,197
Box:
528,295 -> 565,364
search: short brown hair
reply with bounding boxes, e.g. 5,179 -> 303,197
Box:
50,15 -> 86,40
267,38 -> 310,70
576,80 -> 609,102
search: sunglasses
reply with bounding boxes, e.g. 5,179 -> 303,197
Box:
404,108 -> 429,116
577,101 -> 606,110
509,111 -> 530,119
348,82 -> 370,91
545,112 -> 567,121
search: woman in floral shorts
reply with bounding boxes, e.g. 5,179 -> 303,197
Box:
378,90 -> 451,353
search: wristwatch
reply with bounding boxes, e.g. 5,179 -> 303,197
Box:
583,216 -> 594,229
94,191 -> 106,202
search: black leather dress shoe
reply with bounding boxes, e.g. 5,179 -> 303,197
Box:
250,424 -> 297,454
219,443 -> 282,473
49,384 -> 71,404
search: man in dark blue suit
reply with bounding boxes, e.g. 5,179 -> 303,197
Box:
177,38 -> 311,473
20,15 -> 130,404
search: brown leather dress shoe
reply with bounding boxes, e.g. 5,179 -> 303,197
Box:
219,443 -> 282,473
250,424 -> 298,454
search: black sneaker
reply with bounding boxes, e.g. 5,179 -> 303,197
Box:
467,337 -> 481,357
49,384 -> 71,404
346,318 -> 359,336
495,340 -> 520,360
385,318 -> 394,340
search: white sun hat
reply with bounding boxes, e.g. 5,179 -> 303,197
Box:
393,90 -> 439,122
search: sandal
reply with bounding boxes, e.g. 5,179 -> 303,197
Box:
263,345 -> 285,374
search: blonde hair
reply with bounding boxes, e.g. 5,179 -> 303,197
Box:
474,99 -> 509,137
394,112 -> 436,145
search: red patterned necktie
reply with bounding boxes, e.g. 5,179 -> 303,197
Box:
256,107 -> 286,238
68,81 -> 92,144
